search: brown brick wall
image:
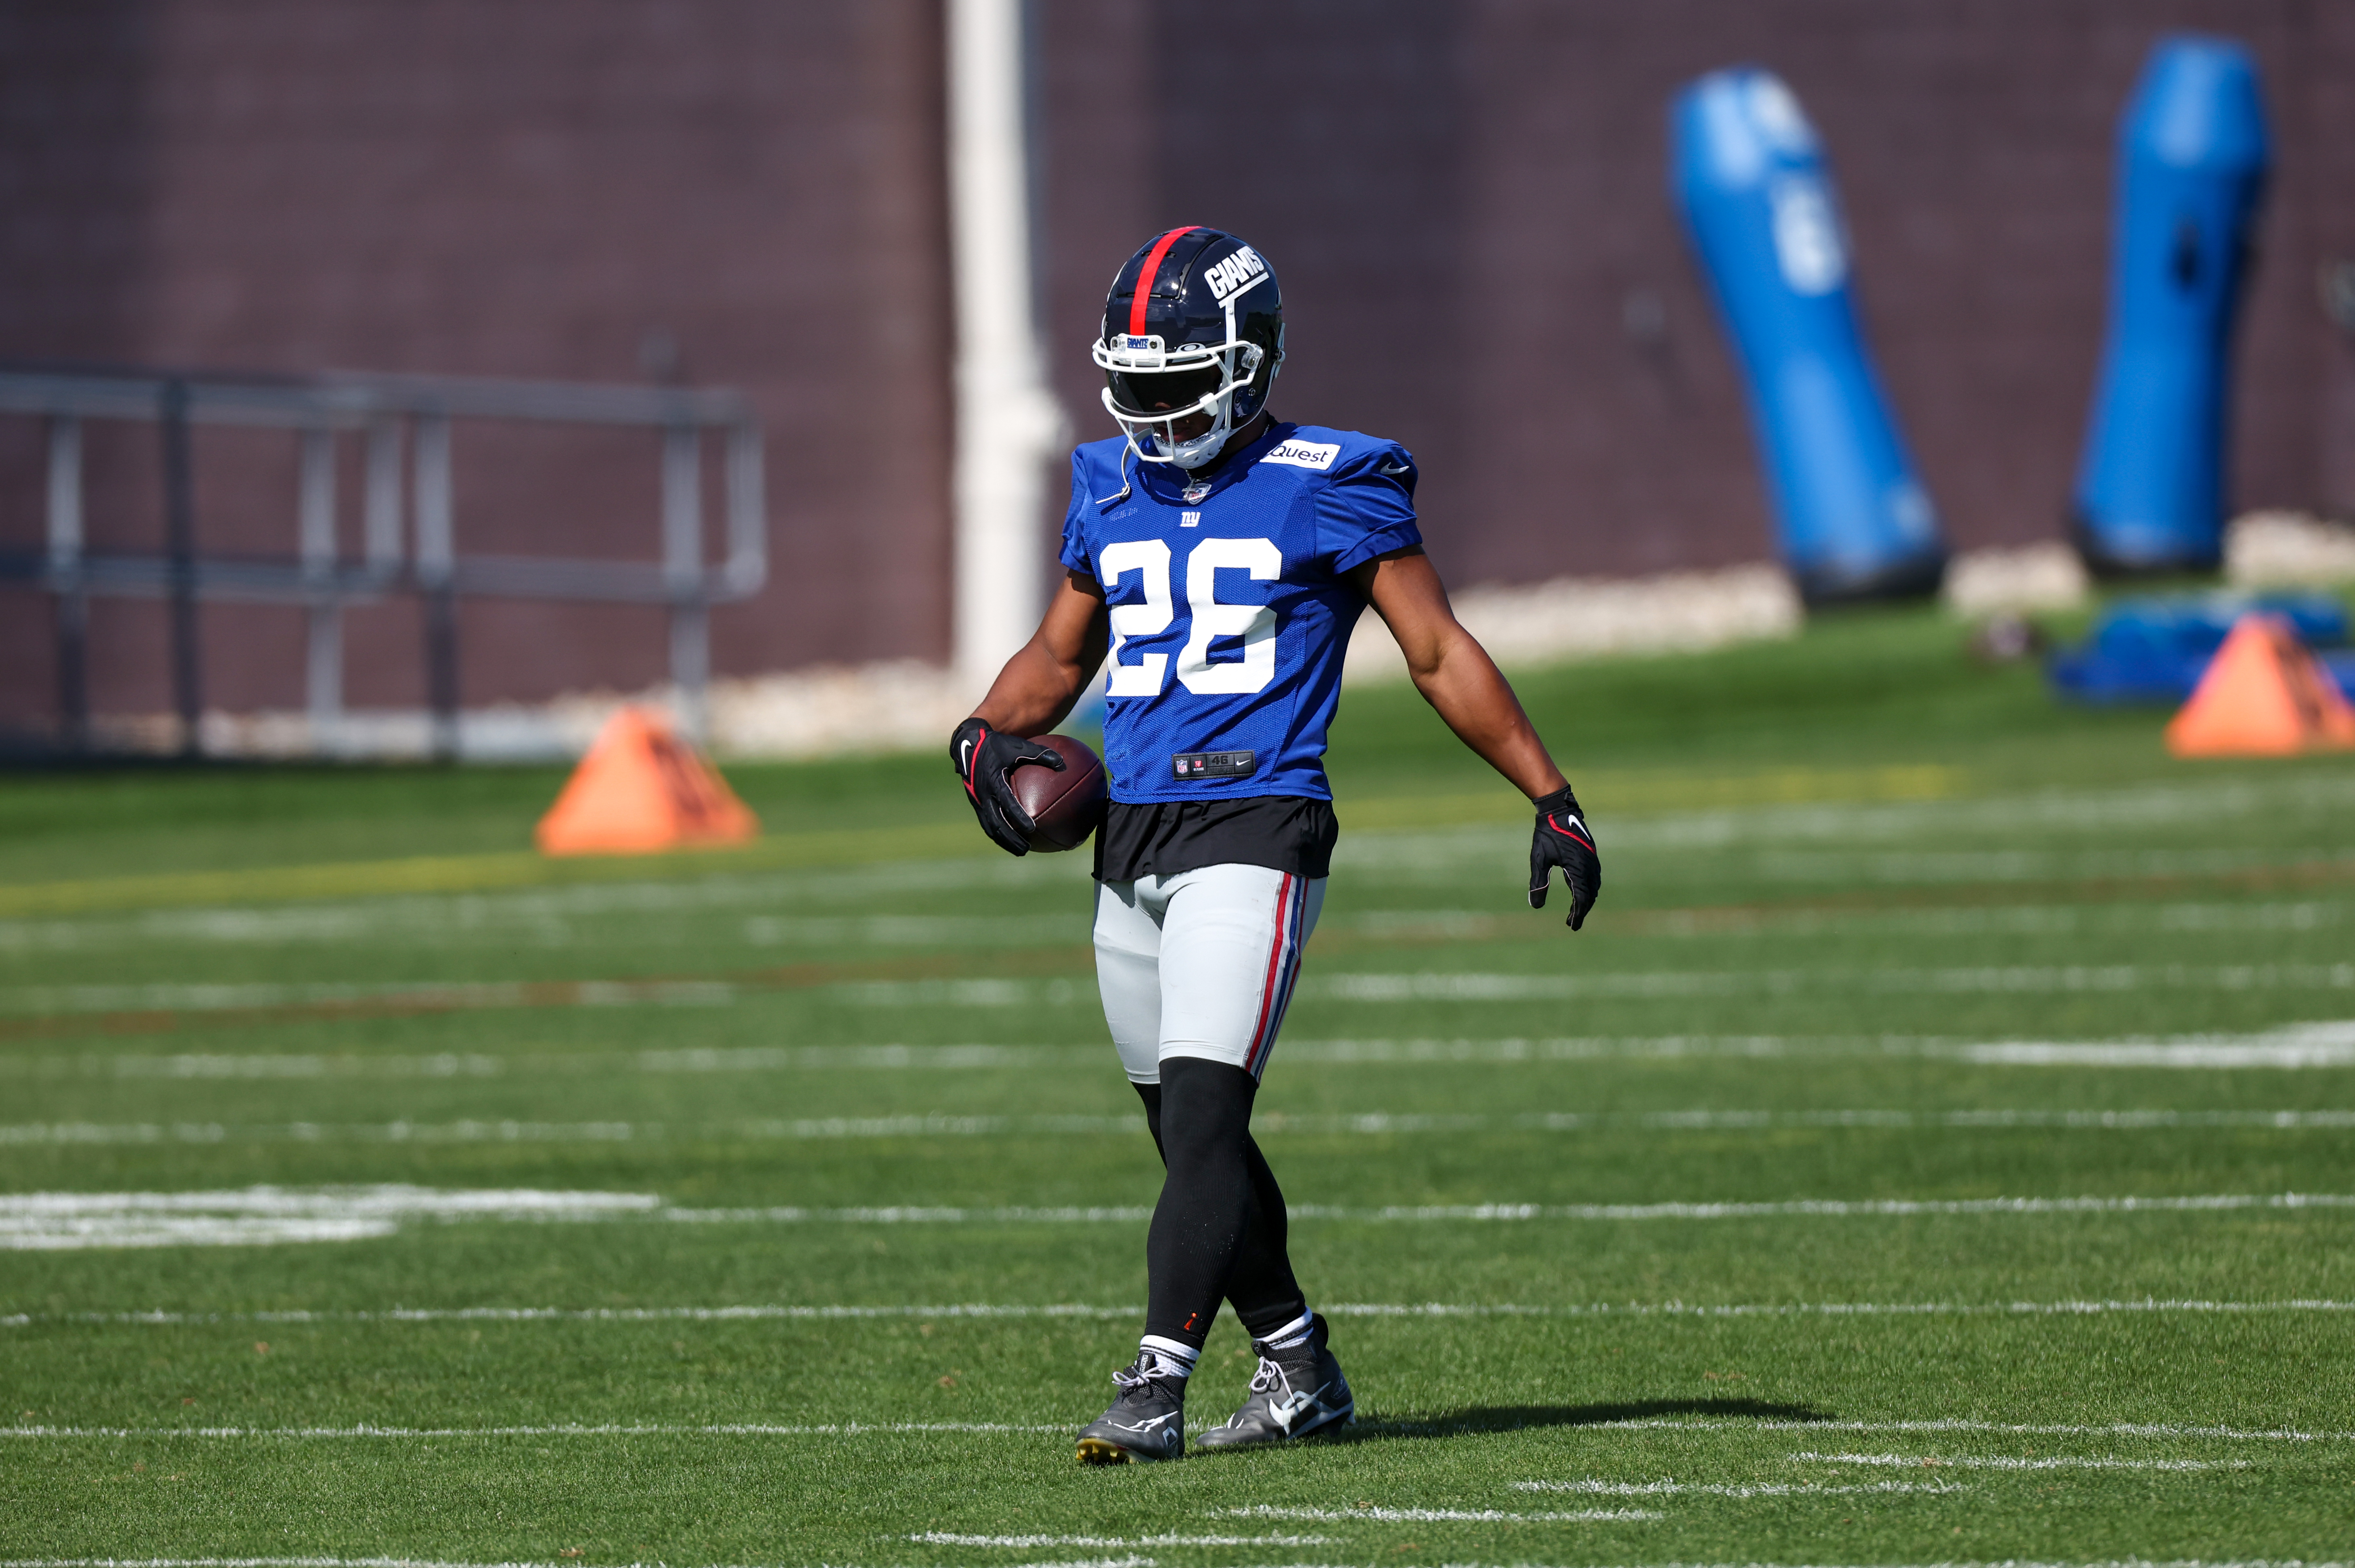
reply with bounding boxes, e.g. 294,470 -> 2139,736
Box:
3,2 -> 2349,734
1039,0 -> 2351,590
0,0 -> 953,726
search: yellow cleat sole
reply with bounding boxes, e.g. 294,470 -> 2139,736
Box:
1076,1436 -> 1159,1465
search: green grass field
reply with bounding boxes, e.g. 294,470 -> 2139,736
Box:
4,606 -> 2354,1568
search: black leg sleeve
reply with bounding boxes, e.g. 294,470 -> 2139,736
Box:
1133,1080 -> 1166,1162
1132,1070 -> 1309,1344
1142,1056 -> 1260,1349
1223,1131 -> 1308,1339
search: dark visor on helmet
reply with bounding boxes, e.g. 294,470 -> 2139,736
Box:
1104,362 -> 1224,418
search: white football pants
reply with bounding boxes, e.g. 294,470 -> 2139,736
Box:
1091,864 -> 1325,1085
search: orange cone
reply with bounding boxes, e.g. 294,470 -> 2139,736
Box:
2165,614 -> 2355,758
535,707 -> 760,855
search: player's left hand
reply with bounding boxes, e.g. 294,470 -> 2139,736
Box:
951,716 -> 1066,856
1528,784 -> 1600,931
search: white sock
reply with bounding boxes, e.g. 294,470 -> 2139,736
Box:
1138,1334 -> 1199,1382
1258,1310 -> 1316,1353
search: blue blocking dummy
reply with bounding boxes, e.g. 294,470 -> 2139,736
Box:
1672,67 -> 1946,604
2073,37 -> 2269,577
2048,593 -> 2350,705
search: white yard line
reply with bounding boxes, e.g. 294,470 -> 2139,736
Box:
0,1188 -> 658,1251
0,1122 -> 652,1148
0,1189 -> 659,1218
831,979 -> 1091,1008
0,862 -> 1081,956
1382,1416 -> 2342,1442
1288,1025 -> 2355,1068
1515,1109 -> 2355,1131
0,979 -> 738,1017
662,1204 -> 1158,1224
1330,1298 -> 2355,1318
1354,898 -> 2353,941
11,1107 -> 2355,1148
0,1421 -> 1064,1439
1225,1505 -> 1659,1523
7,960 -> 2348,1017
1515,1479 -> 1966,1496
1,1052 -> 511,1081
0,1116 -> 1129,1146
671,1193 -> 2355,1226
13,1418 -> 2319,1447
14,1297 -> 2355,1330
1283,1194 -> 2355,1222
10,1186 -> 2355,1250
909,1536 -> 1331,1548
1313,965 -> 2355,1002
3,1302 -> 1141,1326
0,1044 -> 1092,1081
14,1554 -> 2336,1563
16,1019 -> 2355,1080
1958,1036 -> 2355,1068
1791,1450 -> 2248,1471
0,1561 -> 688,1568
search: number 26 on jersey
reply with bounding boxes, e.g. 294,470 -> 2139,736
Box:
1099,537 -> 1281,698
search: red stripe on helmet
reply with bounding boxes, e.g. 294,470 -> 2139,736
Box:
1128,226 -> 1201,338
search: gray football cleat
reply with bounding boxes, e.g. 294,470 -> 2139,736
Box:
1076,1358 -> 1186,1464
1194,1314 -> 1353,1449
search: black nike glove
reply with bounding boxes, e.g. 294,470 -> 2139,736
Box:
951,716 -> 1066,857
1528,783 -> 1600,931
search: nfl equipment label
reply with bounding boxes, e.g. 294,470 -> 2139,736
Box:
1262,439 -> 1340,471
1173,749 -> 1256,780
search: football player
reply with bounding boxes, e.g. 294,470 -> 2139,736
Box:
952,227 -> 1599,1464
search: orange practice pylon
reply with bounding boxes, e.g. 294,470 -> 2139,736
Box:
2165,614 -> 2355,758
535,707 -> 760,855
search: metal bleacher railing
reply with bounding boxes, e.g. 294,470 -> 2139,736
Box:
0,365 -> 767,759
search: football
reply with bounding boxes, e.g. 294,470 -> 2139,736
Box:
1009,733 -> 1108,852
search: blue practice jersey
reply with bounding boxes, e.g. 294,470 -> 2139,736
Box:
1059,421 -> 1422,804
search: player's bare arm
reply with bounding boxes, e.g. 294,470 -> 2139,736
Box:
950,575 -> 1109,855
1353,546 -> 1602,929
1353,547 -> 1566,799
970,571 -> 1110,737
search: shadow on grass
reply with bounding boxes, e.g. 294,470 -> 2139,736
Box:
1327,1396 -> 1832,1446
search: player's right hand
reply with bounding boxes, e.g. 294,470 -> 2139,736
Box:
1528,784 -> 1600,931
951,716 -> 1066,857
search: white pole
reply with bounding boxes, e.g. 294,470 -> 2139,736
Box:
947,0 -> 1066,695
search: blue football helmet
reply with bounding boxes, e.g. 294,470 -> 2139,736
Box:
1093,227 -> 1285,470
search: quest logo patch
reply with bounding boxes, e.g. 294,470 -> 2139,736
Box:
1262,439 -> 1341,471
